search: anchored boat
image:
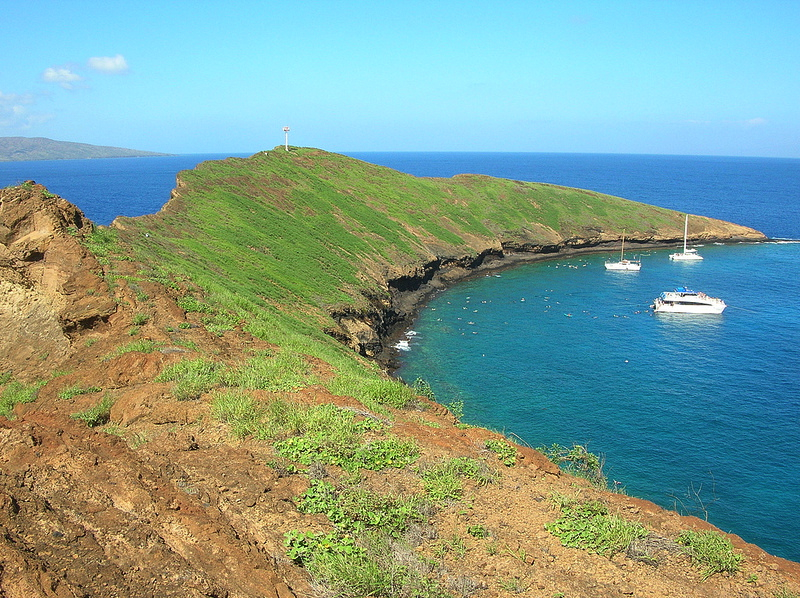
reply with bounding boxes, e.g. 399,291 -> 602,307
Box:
605,232 -> 641,271
670,214 -> 704,261
651,287 -> 726,314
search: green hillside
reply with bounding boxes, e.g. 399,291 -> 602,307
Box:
110,147 -> 758,385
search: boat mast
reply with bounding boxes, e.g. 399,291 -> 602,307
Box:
683,214 -> 689,253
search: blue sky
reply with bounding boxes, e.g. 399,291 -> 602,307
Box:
1,1 -> 798,157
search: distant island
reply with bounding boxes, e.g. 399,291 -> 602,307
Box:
0,137 -> 171,161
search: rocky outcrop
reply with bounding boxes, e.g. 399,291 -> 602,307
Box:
0,182 -> 116,378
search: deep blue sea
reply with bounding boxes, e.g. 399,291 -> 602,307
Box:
2,151 -> 799,562
0,154 -> 250,225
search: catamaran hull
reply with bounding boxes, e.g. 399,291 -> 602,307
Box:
652,300 -> 726,314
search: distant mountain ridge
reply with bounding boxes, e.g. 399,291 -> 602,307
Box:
0,137 -> 171,161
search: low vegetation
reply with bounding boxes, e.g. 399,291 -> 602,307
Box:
546,493 -> 648,556
538,442 -> 608,488
155,357 -> 224,400
677,529 -> 743,580
0,377 -> 45,418
58,383 -> 102,400
70,394 -> 115,427
485,438 -> 519,467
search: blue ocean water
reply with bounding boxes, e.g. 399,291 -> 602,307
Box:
2,151 -> 799,562
0,154 -> 250,225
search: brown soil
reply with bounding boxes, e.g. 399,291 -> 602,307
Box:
1,183 -> 798,598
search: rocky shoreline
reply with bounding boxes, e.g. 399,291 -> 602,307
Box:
334,235 -> 767,371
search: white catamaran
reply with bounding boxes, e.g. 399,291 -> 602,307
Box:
651,287 -> 726,314
670,214 -> 704,261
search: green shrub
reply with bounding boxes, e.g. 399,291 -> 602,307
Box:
298,480 -> 424,537
177,296 -> 214,313
202,310 -> 241,335
485,438 -> 518,467
210,390 -> 263,438
225,350 -> 315,392
411,378 -> 436,401
467,524 -> 490,539
420,457 -> 496,504
103,339 -> 160,360
361,378 -> 418,409
446,399 -> 464,421
307,548 -> 405,597
71,394 -> 115,427
328,375 -> 419,412
286,529 -> 451,598
537,443 -> 607,488
275,432 -> 418,472
132,313 -> 150,326
677,529 -> 743,580
83,227 -> 118,258
546,498 -> 647,556
0,379 -> 45,418
285,530 -> 362,565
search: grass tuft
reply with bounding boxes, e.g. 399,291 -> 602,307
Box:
71,394 -> 115,427
676,529 -> 743,580
420,457 -> 496,504
156,357 -> 224,400
58,384 -> 102,400
0,379 -> 45,418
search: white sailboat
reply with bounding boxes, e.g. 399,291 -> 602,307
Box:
670,214 -> 703,261
604,232 -> 641,271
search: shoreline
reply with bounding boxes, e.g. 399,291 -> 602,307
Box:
376,237 -> 770,372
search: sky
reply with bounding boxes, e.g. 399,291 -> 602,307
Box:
1,1 -> 798,157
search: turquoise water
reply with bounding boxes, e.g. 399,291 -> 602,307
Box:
397,243 -> 800,562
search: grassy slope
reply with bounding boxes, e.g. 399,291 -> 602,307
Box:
111,147 -> 721,381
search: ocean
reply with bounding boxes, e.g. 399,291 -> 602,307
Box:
0,154 -> 251,225
2,151 -> 799,562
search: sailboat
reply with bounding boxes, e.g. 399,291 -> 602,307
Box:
669,214 -> 703,261
604,232 -> 641,271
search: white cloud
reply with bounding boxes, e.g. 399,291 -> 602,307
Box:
0,91 -> 51,129
88,54 -> 129,74
42,66 -> 83,89
744,117 -> 768,127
